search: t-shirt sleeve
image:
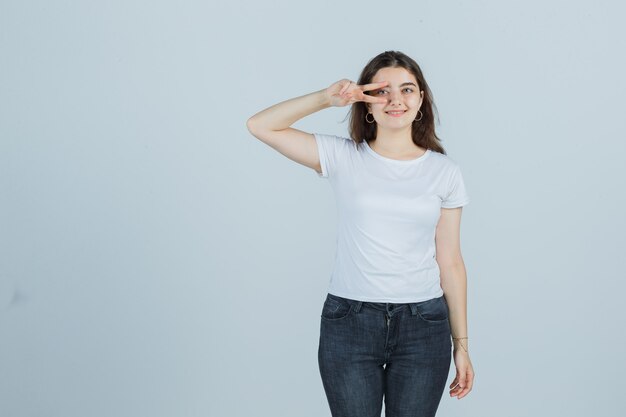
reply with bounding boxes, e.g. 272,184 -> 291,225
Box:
313,133 -> 348,179
441,164 -> 470,208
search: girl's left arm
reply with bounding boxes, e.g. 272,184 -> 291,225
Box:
435,206 -> 474,399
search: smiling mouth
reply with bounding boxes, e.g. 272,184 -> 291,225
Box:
386,110 -> 407,116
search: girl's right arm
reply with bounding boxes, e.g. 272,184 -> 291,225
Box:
246,80 -> 388,175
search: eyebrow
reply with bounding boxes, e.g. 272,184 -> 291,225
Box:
378,82 -> 417,88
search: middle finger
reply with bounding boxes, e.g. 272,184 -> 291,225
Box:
359,91 -> 387,104
458,387 -> 471,399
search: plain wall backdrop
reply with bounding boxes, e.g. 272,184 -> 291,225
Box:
1,0 -> 625,416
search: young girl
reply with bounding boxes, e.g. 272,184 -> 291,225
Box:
247,50 -> 474,417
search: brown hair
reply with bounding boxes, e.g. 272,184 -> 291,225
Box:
346,50 -> 447,155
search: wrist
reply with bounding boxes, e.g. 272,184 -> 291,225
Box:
452,336 -> 468,353
317,88 -> 332,108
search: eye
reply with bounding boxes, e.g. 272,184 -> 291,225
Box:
376,90 -> 387,95
403,87 -> 414,93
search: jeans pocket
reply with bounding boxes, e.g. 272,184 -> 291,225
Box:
415,296 -> 449,323
321,294 -> 353,321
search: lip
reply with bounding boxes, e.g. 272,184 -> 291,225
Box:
385,110 -> 407,117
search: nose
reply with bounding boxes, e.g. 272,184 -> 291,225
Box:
388,90 -> 403,106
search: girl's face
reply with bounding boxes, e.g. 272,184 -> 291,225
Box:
367,66 -> 424,129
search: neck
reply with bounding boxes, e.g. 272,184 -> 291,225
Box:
372,126 -> 419,153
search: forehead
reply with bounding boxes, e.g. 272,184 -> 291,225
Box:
372,67 -> 417,85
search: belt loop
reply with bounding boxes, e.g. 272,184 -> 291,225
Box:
352,300 -> 362,313
409,302 -> 418,316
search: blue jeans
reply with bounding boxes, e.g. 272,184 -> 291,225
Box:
318,293 -> 452,417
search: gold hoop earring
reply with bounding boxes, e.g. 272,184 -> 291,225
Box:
413,110 -> 423,122
365,112 -> 375,124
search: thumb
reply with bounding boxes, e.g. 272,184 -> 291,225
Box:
339,80 -> 353,95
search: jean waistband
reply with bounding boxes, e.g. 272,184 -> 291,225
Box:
327,292 -> 445,316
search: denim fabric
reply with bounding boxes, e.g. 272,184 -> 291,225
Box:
318,293 -> 452,417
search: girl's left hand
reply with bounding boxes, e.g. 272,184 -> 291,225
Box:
449,350 -> 474,399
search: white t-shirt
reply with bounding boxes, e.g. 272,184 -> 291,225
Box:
314,132 -> 470,303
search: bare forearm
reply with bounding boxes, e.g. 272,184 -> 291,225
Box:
247,89 -> 331,131
439,263 -> 469,352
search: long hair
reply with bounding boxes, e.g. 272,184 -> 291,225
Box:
347,50 -> 447,155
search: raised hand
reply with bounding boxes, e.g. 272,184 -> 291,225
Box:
325,79 -> 389,107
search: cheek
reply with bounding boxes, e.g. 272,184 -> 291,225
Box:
407,96 -> 421,106
371,102 -> 386,111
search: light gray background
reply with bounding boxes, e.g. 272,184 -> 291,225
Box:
1,0 -> 624,416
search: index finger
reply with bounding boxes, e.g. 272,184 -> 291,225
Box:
361,81 -> 388,92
